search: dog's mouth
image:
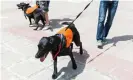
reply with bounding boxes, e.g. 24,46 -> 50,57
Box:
39,52 -> 49,62
40,55 -> 45,62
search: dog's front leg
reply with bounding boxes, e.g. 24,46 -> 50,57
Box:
28,17 -> 32,26
52,58 -> 58,79
34,20 -> 39,30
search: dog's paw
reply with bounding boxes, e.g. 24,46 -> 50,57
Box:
80,48 -> 83,55
29,24 -> 34,27
80,49 -> 83,55
97,45 -> 103,49
33,28 -> 37,30
52,74 -> 57,79
39,27 -> 44,30
73,65 -> 77,70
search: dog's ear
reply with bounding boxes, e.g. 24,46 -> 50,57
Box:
20,2 -> 25,5
39,37 -> 48,45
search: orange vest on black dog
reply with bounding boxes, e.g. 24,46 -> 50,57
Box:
26,5 -> 38,14
57,27 -> 73,48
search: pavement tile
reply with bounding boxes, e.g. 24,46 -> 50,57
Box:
10,59 -> 45,78
4,36 -> 35,46
1,32 -> 21,43
15,44 -> 37,57
6,27 -> 48,42
115,59 -> 133,74
114,42 -> 133,62
88,53 -> 133,76
28,69 -> 55,80
88,54 -> 117,74
1,67 -> 22,80
1,48 -> 23,68
3,38 -> 37,57
73,68 -> 112,80
1,43 -> 9,54
102,40 -> 132,56
110,68 -> 133,80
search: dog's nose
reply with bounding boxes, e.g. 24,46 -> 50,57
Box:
35,54 -> 39,58
17,4 -> 19,6
35,55 -> 38,58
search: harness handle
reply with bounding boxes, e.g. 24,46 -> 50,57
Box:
65,0 -> 93,31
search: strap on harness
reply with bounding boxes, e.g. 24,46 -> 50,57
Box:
52,43 -> 61,60
52,34 -> 63,60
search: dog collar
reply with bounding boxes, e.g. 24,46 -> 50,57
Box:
52,43 -> 61,60
52,34 -> 63,60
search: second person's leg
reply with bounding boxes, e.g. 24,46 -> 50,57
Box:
102,1 -> 118,39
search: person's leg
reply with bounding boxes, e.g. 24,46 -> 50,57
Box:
44,1 -> 50,25
102,1 -> 118,39
96,1 -> 108,48
43,1 -> 52,30
96,1 -> 108,41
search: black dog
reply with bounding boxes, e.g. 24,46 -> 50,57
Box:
35,22 -> 83,79
17,2 -> 45,30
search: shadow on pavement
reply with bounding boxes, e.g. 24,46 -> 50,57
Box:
57,49 -> 90,80
106,35 -> 133,46
28,18 -> 73,31
50,18 -> 73,29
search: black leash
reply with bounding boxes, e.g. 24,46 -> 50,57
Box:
65,0 -> 93,31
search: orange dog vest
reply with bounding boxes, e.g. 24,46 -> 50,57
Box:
57,27 -> 73,48
26,5 -> 38,14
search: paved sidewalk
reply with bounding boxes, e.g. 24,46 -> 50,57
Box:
1,1 -> 133,80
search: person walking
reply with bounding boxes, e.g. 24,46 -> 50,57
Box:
96,0 -> 119,48
36,0 -> 51,30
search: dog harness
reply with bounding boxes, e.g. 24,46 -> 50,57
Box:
26,5 -> 38,14
57,27 -> 73,48
52,28 -> 73,60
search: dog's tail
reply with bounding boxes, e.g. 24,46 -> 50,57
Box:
62,22 -> 75,29
62,22 -> 71,25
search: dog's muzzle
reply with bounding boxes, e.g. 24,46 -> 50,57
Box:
17,4 -> 21,9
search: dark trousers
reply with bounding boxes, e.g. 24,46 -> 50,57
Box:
96,1 -> 118,41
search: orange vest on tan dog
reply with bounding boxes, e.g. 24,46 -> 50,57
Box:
57,27 -> 73,48
26,5 -> 38,14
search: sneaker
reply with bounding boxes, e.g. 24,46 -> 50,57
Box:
102,37 -> 108,45
29,24 -> 34,27
97,40 -> 103,48
43,24 -> 52,30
